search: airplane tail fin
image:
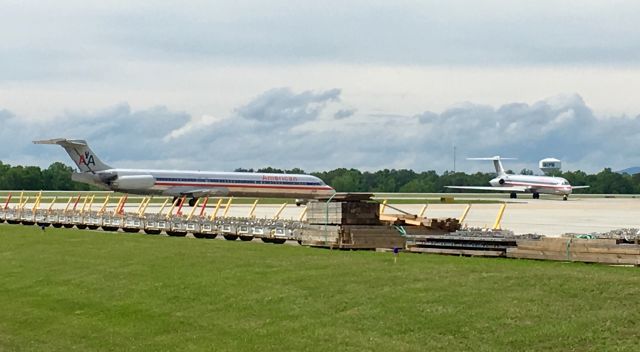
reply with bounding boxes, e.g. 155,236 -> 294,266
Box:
33,138 -> 112,173
467,156 -> 516,176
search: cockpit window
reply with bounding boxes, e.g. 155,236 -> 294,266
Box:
561,180 -> 569,185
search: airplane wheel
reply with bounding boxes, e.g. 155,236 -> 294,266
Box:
188,198 -> 197,207
563,195 -> 568,201
510,192 -> 517,199
533,193 -> 540,199
223,235 -> 238,241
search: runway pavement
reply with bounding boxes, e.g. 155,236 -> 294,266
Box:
8,196 -> 639,237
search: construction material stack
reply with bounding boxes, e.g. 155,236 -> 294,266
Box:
300,194 -> 405,249
507,237 -> 640,265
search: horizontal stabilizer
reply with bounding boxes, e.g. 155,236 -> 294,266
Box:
33,138 -> 88,146
467,156 -> 517,161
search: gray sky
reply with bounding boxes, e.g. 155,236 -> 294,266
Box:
1,0 -> 640,173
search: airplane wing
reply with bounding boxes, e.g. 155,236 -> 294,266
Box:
571,186 -> 590,189
445,186 -> 529,192
179,188 -> 230,198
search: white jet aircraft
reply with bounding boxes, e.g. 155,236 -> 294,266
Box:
34,138 -> 335,206
445,156 -> 589,201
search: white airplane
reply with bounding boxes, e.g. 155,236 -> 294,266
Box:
34,138 -> 335,206
445,156 -> 589,201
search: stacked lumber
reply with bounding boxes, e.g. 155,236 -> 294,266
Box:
379,215 -> 461,232
507,238 -> 640,265
299,224 -> 405,249
306,201 -> 380,225
406,230 -> 518,257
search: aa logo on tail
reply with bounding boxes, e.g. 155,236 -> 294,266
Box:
78,151 -> 95,167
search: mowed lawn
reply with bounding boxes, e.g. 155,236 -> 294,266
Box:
0,225 -> 639,351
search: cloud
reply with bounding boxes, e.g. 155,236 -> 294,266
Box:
3,91 -> 640,174
334,108 -> 357,120
235,87 -> 340,125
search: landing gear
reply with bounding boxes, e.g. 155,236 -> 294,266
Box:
188,198 -> 197,207
510,192 -> 517,199
532,193 -> 540,199
563,195 -> 568,201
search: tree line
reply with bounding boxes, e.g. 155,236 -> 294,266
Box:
1,161 -> 639,194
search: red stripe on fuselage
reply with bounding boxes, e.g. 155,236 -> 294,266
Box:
154,182 -> 333,191
504,181 -> 566,189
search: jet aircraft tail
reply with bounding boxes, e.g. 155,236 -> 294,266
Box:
467,156 -> 516,176
33,138 -> 112,173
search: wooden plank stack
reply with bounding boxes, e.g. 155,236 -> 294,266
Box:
406,230 -> 517,257
306,201 -> 380,225
300,224 -> 405,249
301,201 -> 403,249
507,238 -> 640,265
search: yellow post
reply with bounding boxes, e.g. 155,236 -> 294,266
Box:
417,204 -> 428,218
209,198 -> 223,220
20,196 -> 30,210
113,195 -> 125,216
248,199 -> 259,218
139,197 -> 152,217
87,195 -> 95,212
31,192 -> 42,213
135,196 -> 148,215
222,197 -> 233,218
63,196 -> 73,213
273,202 -> 287,220
459,204 -> 471,224
165,197 -> 180,219
98,195 -> 110,215
379,199 -> 388,215
156,198 -> 169,216
186,198 -> 200,220
492,203 -> 507,230
297,206 -> 307,222
80,195 -> 89,214
47,196 -> 57,213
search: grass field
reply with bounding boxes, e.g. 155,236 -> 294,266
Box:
1,224 -> 639,351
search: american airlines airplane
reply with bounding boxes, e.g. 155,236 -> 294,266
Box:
446,157 -> 589,201
34,138 -> 335,206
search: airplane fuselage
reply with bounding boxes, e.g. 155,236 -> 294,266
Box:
75,168 -> 335,199
490,174 -> 572,196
